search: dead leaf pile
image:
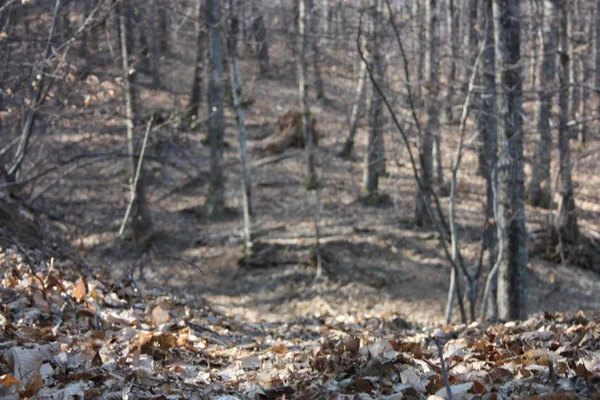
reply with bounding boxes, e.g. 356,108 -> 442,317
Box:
1,244 -> 600,399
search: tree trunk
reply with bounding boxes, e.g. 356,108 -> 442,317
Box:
527,0 -> 557,210
229,0 -> 254,257
477,0 -> 498,321
204,0 -> 226,216
150,0 -> 161,87
120,0 -> 152,238
443,0 -> 458,122
362,0 -> 384,200
414,0 -> 439,226
187,0 -> 205,124
567,0 -> 579,132
338,60 -> 367,159
557,0 -> 579,243
251,11 -> 270,77
298,0 -> 318,190
493,0 -> 527,321
595,0 -> 600,143
308,0 -> 325,100
413,0 -> 424,99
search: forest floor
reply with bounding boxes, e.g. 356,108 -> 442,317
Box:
2,30 -> 600,399
40,39 -> 600,327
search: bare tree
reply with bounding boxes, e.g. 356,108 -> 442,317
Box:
229,0 -> 254,257
477,0 -> 498,320
308,0 -> 325,100
527,0 -> 556,210
299,0 -> 318,190
338,60 -> 367,159
251,4 -> 270,77
186,0 -> 206,124
493,0 -> 527,321
556,0 -> 579,243
5,0 -> 63,184
414,0 -> 439,226
361,0 -> 384,201
119,0 -> 152,238
204,0 -> 226,216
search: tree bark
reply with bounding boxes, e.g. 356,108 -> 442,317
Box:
362,0 -> 384,200
299,0 -> 318,190
527,0 -> 557,210
229,0 -> 254,257
493,0 -> 527,321
557,0 -> 579,243
338,60 -> 367,159
120,0 -> 152,238
595,0 -> 600,144
251,10 -> 270,77
308,0 -> 325,100
187,0 -> 205,124
204,0 -> 226,215
414,0 -> 438,226
477,0 -> 498,321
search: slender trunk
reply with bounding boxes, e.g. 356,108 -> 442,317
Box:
478,0 -> 498,321
527,0 -> 556,209
299,0 -> 318,190
414,0 -> 438,226
568,0 -> 579,132
362,0 -> 384,199
150,0 -> 161,87
339,60 -> 367,159
443,0 -> 458,122
557,0 -> 579,243
493,0 -> 527,321
120,0 -> 152,237
158,2 -> 168,54
229,0 -> 254,257
204,0 -> 226,216
251,11 -> 270,76
187,0 -> 205,124
463,0 -> 478,93
308,0 -> 325,99
413,0 -> 424,99
595,0 -> 600,138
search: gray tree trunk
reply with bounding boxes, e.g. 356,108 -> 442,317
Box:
595,0 -> 600,143
414,0 -> 439,226
527,0 -> 557,210
299,0 -> 318,190
204,0 -> 226,216
567,0 -> 579,131
493,0 -> 527,321
120,0 -> 152,238
443,0 -> 458,122
362,0 -> 384,200
477,0 -> 498,321
308,0 -> 325,100
251,11 -> 270,77
229,0 -> 254,257
150,0 -> 161,87
557,0 -> 579,243
187,0 -> 206,124
339,60 -> 367,159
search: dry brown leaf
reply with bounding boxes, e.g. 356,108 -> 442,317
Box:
271,342 -> 288,355
151,305 -> 170,325
73,276 -> 87,303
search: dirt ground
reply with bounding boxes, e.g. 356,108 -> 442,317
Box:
25,29 -> 600,330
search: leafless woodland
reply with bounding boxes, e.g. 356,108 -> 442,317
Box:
1,0 -> 600,326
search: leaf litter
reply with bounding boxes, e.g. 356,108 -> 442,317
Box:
1,244 -> 600,399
